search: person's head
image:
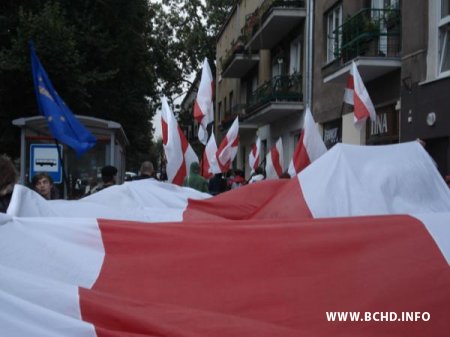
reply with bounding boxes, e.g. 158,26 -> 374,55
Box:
101,165 -> 118,185
32,173 -> 53,200
234,169 -> 244,178
140,161 -> 154,177
189,162 -> 200,175
0,154 -> 18,197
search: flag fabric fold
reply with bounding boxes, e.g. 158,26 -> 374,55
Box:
344,61 -> 377,127
288,108 -> 326,177
216,117 -> 239,172
248,137 -> 261,173
161,97 -> 199,185
193,58 -> 214,145
201,130 -> 221,179
265,137 -> 284,179
2,141 -> 450,337
30,42 -> 96,156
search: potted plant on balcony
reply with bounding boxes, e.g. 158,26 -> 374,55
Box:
384,6 -> 399,30
232,35 -> 247,54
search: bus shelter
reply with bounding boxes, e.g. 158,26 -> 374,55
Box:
13,115 -> 129,198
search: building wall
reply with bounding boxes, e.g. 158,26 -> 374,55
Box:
313,0 -> 402,148
216,0 -> 307,177
400,0 -> 450,176
215,0 -> 260,139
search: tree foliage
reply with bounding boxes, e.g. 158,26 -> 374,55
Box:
0,0 -> 232,168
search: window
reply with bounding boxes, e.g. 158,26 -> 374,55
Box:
289,38 -> 302,74
326,4 -> 342,63
439,0 -> 450,75
229,91 -> 234,113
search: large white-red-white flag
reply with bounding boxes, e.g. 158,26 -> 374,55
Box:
344,61 -> 377,127
2,142 -> 450,337
265,137 -> 284,179
201,130 -> 221,179
161,96 -> 198,185
248,137 -> 261,173
216,117 -> 239,172
288,107 -> 326,177
193,58 -> 214,145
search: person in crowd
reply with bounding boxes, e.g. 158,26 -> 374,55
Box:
183,162 -> 209,193
134,161 -> 155,180
248,167 -> 265,184
208,172 -> 227,196
32,172 -> 58,200
83,176 -> 98,196
0,155 -> 18,212
445,175 -> 450,188
95,165 -> 118,192
230,169 -> 246,189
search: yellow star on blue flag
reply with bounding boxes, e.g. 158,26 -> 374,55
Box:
30,41 -> 96,156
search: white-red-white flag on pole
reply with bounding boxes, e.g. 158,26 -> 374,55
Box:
161,96 -> 199,185
344,61 -> 377,127
216,117 -> 239,173
248,137 -> 261,173
265,137 -> 284,179
201,130 -> 221,179
288,107 -> 327,177
193,58 -> 214,145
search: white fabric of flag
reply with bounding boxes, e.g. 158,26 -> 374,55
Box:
216,117 -> 239,172
346,61 -> 377,127
194,58 -> 214,145
248,137 -> 261,173
265,137 -> 284,179
288,107 -> 326,176
161,97 -> 199,185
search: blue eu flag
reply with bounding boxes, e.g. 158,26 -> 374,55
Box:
30,42 -> 96,156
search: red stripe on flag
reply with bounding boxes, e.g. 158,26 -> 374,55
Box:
346,74 -> 354,90
80,215 -> 450,336
271,146 -> 283,177
184,178 -> 312,221
193,100 -> 204,124
161,119 -> 168,145
216,136 -> 230,172
293,132 -> 311,173
353,91 -> 371,122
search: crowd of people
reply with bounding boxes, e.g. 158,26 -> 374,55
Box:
2,151 -> 450,213
0,153 -> 277,212
183,163 -> 273,195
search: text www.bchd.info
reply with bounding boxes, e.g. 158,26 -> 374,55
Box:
326,312 -> 430,322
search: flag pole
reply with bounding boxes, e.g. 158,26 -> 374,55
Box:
54,139 -> 70,199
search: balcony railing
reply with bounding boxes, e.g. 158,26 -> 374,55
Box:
220,35 -> 248,71
332,8 -> 401,62
219,104 -> 246,130
246,73 -> 302,113
242,0 -> 305,44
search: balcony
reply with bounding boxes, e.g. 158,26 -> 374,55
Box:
324,8 -> 401,83
221,36 -> 260,78
242,73 -> 303,126
244,0 -> 306,51
219,104 -> 244,131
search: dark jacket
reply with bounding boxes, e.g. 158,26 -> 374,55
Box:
208,173 -> 227,196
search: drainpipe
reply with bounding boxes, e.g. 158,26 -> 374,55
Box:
305,0 -> 314,109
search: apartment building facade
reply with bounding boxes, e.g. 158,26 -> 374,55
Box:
215,0 -> 312,177
314,0 -> 450,176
